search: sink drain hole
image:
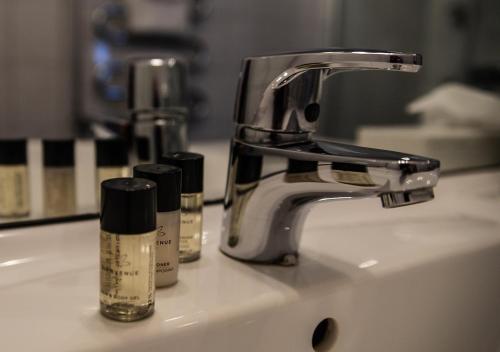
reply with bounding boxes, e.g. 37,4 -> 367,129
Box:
312,318 -> 337,351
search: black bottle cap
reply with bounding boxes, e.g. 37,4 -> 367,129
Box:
0,139 -> 27,165
95,138 -> 129,167
43,139 -> 74,167
161,152 -> 203,193
100,178 -> 157,234
133,164 -> 181,212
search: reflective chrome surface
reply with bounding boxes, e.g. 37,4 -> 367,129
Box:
221,49 -> 440,265
235,49 -> 422,135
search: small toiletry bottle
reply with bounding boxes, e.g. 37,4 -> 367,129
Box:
0,139 -> 30,217
134,164 -> 181,287
100,177 -> 157,322
161,152 -> 203,263
95,139 -> 130,205
43,140 -> 76,217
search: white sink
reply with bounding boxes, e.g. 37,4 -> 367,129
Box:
0,170 -> 499,352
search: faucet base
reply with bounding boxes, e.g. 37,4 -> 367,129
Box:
219,248 -> 299,266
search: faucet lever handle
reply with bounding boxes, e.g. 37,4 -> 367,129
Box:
235,49 -> 422,136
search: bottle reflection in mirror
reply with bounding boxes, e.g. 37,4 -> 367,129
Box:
95,139 -> 130,205
0,139 -> 30,218
161,152 -> 204,263
43,140 -> 76,217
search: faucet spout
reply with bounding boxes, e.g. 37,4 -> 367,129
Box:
220,138 -> 439,265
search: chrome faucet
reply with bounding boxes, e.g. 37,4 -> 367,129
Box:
220,49 -> 440,265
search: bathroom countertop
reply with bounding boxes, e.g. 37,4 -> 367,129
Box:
0,169 -> 499,351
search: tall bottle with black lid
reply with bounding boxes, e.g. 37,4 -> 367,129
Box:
95,138 -> 130,205
0,139 -> 30,217
134,164 -> 181,287
161,152 -> 203,263
100,177 -> 157,322
43,139 -> 76,217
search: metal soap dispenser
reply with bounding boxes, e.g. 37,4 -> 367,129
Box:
128,58 -> 188,163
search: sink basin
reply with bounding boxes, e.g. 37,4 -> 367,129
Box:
0,169 -> 499,352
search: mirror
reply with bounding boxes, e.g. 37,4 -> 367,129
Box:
1,0 -> 499,227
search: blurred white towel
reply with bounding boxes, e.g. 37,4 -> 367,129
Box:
407,83 -> 500,130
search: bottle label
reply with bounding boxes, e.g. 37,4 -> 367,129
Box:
156,211 -> 180,286
100,230 -> 156,307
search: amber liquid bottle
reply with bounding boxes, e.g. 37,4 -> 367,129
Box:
134,164 -> 181,287
42,140 -> 76,217
95,138 -> 130,206
161,152 -> 204,263
100,177 -> 157,322
0,139 -> 30,218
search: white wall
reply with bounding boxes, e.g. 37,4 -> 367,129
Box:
0,0 -> 74,138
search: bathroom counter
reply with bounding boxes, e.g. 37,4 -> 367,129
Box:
0,169 -> 499,352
